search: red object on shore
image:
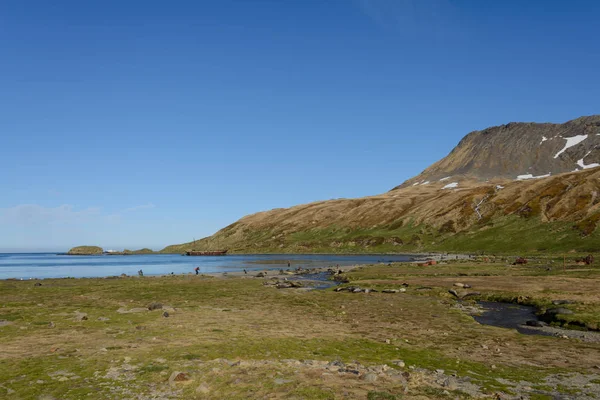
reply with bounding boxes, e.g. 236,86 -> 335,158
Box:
418,260 -> 437,267
512,257 -> 527,265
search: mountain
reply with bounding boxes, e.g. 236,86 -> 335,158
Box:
396,115 -> 600,189
162,116 -> 600,254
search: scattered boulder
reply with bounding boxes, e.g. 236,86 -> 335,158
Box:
48,321 -> 55,328
34,282 -> 42,287
148,303 -> 163,311
73,312 -> 88,321
382,289 -> 399,293
362,373 -> 378,383
162,311 -> 170,318
168,371 -> 190,386
255,272 -> 266,278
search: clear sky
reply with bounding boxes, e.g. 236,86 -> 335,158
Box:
1,0 -> 599,251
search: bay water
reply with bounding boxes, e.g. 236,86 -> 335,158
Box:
0,253 -> 412,280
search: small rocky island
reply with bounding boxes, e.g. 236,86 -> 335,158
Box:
66,246 -> 156,255
67,246 -> 104,255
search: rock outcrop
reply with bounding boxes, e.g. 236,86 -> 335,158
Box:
67,246 -> 104,255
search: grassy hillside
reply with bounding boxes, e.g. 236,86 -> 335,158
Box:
162,168 -> 600,254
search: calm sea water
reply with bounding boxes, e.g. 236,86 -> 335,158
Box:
0,253 -> 412,280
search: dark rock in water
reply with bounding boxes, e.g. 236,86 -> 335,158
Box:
148,303 -> 163,311
546,307 -> 574,316
552,300 -> 575,305
526,320 -> 548,327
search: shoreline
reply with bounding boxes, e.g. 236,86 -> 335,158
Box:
1,252 -> 468,281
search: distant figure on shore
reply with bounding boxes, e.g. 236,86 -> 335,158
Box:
194,267 -> 200,275
243,269 -> 247,274
138,269 -> 143,277
288,261 -> 291,268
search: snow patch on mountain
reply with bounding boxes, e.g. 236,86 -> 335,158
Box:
442,182 -> 458,189
577,151 -> 600,170
517,173 -> 551,181
554,135 -> 588,159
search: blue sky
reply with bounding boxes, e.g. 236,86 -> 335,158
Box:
1,0 -> 599,251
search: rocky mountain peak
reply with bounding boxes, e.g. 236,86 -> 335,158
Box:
395,115 -> 600,190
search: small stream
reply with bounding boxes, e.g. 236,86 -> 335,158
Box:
472,301 -> 600,342
288,271 -> 339,290
473,301 -> 542,335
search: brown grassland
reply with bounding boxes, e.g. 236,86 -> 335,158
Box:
1,257 -> 600,399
